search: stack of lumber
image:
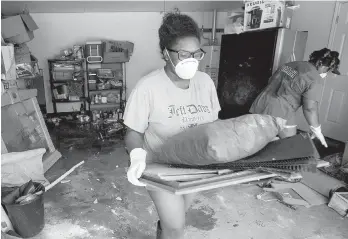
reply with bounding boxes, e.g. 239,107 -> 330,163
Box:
140,133 -> 330,195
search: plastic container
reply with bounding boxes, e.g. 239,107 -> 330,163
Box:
3,183 -> 45,238
53,71 -> 73,81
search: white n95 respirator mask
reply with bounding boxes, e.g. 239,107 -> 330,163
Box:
166,49 -> 199,80
320,73 -> 328,78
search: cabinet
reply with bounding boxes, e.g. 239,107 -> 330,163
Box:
48,59 -> 87,113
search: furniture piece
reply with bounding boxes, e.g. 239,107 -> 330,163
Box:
217,28 -> 308,119
87,62 -> 126,113
48,59 -> 87,114
1,89 -> 61,172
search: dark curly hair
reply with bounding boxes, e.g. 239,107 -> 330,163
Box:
309,48 -> 340,73
158,10 -> 201,54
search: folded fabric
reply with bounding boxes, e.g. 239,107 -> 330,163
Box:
155,114 -> 286,166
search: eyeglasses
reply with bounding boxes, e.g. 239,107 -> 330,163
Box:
166,48 -> 206,61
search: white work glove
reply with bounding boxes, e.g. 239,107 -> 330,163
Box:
127,148 -> 147,186
310,125 -> 328,148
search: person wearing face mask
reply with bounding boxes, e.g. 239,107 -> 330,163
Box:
250,48 -> 340,147
122,11 -> 221,239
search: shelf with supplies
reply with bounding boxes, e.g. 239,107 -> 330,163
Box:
53,97 -> 87,103
48,59 -> 87,114
89,87 -> 122,93
86,61 -> 127,113
52,80 -> 84,84
90,102 -> 121,109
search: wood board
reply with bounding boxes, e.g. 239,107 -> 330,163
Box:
140,160 -> 331,195
140,171 -> 277,195
158,173 -> 218,182
264,182 -> 328,206
143,163 -> 232,177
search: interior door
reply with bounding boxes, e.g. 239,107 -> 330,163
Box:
320,2 -> 348,142
296,3 -> 348,142
319,75 -> 348,142
331,2 -> 348,76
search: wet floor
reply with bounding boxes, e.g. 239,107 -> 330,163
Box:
29,130 -> 348,239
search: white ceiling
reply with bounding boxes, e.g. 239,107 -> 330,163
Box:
1,1 -> 243,15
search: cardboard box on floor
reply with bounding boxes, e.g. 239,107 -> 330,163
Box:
244,0 -> 294,31
1,14 -> 39,44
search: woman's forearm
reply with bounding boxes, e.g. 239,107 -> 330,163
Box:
125,129 -> 145,154
302,98 -> 320,127
303,108 -> 319,127
303,106 -> 320,128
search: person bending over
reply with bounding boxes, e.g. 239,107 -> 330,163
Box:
250,48 -> 340,147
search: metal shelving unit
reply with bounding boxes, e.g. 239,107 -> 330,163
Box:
48,59 -> 88,113
86,62 -> 127,115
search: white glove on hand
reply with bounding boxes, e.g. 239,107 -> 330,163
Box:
127,148 -> 147,186
310,125 -> 328,148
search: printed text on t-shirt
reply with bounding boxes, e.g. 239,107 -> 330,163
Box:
281,66 -> 298,79
168,104 -> 211,130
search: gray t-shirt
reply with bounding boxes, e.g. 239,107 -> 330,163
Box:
250,61 -> 324,121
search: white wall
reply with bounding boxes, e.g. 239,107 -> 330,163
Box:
291,1 -> 336,60
28,1 -> 337,114
27,12 -> 227,113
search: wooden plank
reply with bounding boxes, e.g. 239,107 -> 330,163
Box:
176,170 -> 254,188
159,173 -> 217,182
141,175 -> 180,188
140,171 -> 277,195
143,163 -> 228,177
301,170 -> 347,198
267,182 -> 328,206
175,172 -> 276,195
142,178 -> 177,194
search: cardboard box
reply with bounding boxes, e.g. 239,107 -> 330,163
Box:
103,41 -> 134,63
15,53 -> 31,64
244,0 -> 293,31
1,46 -> 17,80
14,43 -> 30,55
103,51 -> 129,63
1,14 -> 39,44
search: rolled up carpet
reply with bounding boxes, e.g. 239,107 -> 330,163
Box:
154,114 -> 286,166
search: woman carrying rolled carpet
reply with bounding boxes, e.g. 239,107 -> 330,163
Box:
123,11 -> 221,239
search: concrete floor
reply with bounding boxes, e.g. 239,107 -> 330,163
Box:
31,140 -> 348,239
